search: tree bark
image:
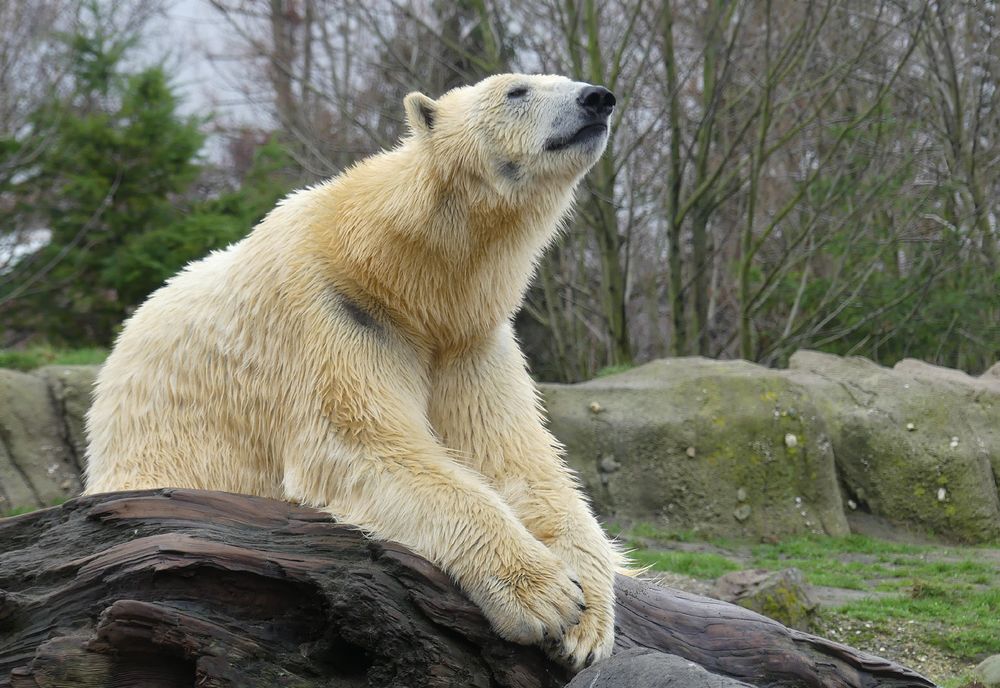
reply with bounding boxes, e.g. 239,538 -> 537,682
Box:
0,489 -> 935,688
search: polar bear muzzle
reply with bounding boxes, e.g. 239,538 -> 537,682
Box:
543,84 -> 615,152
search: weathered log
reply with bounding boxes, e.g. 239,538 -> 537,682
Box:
0,489 -> 936,688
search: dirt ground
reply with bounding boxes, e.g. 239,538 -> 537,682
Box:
632,516 -> 1000,687
647,565 -> 980,684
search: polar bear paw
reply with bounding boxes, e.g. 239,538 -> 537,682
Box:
552,604 -> 615,671
471,548 -> 586,647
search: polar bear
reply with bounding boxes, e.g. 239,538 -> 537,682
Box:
84,74 -> 622,668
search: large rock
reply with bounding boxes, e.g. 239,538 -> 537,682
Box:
975,654 -> 1000,688
0,369 -> 82,514
711,568 -> 817,631
565,647 -> 753,688
541,358 -> 850,539
33,365 -> 98,462
788,351 -> 1000,543
3,352 -> 999,544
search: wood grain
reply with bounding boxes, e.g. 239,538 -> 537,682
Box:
0,490 -> 936,687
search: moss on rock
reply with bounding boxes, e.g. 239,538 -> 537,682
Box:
0,369 -> 82,513
712,568 -> 818,631
787,351 -> 1000,543
541,358 -> 849,540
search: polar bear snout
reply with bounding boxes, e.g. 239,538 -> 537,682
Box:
576,85 -> 615,118
541,81 -> 615,154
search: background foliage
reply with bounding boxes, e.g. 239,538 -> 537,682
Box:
1,0 -> 997,380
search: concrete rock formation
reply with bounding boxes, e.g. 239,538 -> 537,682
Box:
1,353 -> 998,543
564,647 -> 754,688
975,654 -> 1000,688
788,351 -> 1000,543
711,568 -> 818,631
0,366 -> 93,514
542,353 -> 1000,543
542,358 -> 849,540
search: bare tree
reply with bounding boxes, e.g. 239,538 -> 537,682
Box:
190,0 -> 995,378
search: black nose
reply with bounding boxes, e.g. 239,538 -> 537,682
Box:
577,85 -> 616,116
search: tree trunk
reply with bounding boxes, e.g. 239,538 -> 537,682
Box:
0,490 -> 935,688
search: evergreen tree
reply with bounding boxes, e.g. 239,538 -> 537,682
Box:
107,138 -> 294,305
3,11 -> 203,343
1,4 -> 295,346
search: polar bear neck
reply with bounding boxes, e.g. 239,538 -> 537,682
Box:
311,142 -> 577,354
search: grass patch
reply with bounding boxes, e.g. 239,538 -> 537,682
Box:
630,522 -> 702,543
614,525 -> 1000,661
594,363 -> 634,378
748,536 -> 999,606
626,521 -> 737,548
1,505 -> 37,518
1,496 -> 68,519
750,538 -> 896,590
836,586 -> 1000,659
939,674 -> 981,688
0,346 -> 107,371
628,547 -> 742,579
807,571 -> 869,590
751,533 -> 924,558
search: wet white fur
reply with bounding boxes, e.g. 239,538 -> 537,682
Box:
85,74 -> 622,669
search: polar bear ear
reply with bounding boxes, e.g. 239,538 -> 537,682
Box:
404,92 -> 438,136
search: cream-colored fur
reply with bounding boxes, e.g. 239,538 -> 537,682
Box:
85,73 -> 622,669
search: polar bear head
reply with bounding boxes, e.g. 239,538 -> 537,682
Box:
403,73 -> 615,198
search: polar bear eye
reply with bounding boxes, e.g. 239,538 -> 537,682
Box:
507,87 -> 529,99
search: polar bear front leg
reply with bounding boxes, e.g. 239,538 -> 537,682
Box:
429,323 -> 621,670
281,330 -> 585,649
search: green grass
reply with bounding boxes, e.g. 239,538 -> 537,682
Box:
749,536 -> 906,590
624,521 -> 737,548
748,536 -> 1000,653
623,521 -> 743,577
940,674 -> 980,688
594,363 -> 635,378
835,586 -> 1000,658
1,497 -> 68,519
751,533 -> 924,557
629,522 -> 701,542
0,505 -> 37,518
748,536 -> 998,600
628,548 -> 742,579
0,346 -> 107,371
616,523 -> 1000,661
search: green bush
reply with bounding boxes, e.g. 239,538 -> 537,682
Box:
0,347 -> 107,371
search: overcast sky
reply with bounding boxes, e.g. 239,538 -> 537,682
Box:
148,1 -> 268,120
143,0 -> 273,157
